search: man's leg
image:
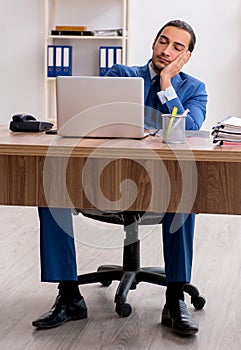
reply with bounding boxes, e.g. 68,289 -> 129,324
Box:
32,207 -> 87,329
39,207 -> 77,282
161,212 -> 198,336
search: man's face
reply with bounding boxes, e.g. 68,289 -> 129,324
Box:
151,26 -> 191,73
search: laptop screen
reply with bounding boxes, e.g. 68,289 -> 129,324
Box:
56,76 -> 145,138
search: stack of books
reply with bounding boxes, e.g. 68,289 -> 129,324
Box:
51,25 -> 94,36
212,116 -> 241,144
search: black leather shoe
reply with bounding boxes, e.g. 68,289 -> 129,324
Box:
161,300 -> 199,336
32,295 -> 88,329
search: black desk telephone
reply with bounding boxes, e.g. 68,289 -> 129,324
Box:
9,114 -> 53,132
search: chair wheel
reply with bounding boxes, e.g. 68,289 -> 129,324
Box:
101,280 -> 112,287
191,295 -> 206,310
115,303 -> 132,317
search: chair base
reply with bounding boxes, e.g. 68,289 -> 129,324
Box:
77,264 -> 205,317
77,210 -> 206,317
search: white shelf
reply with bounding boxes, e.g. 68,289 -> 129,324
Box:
44,0 -> 129,121
49,35 -> 127,40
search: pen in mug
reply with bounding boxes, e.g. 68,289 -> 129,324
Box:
165,108 -> 190,140
182,108 -> 190,117
165,106 -> 178,140
172,108 -> 190,129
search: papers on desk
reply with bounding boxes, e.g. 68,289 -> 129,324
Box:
212,116 -> 241,144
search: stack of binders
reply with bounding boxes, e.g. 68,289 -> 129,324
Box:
99,46 -> 122,76
47,45 -> 72,77
212,116 -> 241,145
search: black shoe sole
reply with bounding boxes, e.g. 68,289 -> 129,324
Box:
32,311 -> 88,330
161,317 -> 198,336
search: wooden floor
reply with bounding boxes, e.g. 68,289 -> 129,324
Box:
0,206 -> 241,350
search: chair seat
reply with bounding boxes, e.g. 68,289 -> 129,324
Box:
75,208 -> 164,226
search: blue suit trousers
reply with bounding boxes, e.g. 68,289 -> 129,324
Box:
38,207 -> 195,284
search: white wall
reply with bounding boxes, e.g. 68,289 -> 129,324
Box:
0,0 -> 45,124
128,0 -> 241,130
0,0 -> 240,131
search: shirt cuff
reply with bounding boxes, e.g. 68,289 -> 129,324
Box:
157,86 -> 177,104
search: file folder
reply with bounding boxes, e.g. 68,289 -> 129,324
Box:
99,46 -> 108,76
99,46 -> 122,76
212,116 -> 241,144
47,45 -> 55,77
55,46 -> 63,76
107,47 -> 114,68
115,46 -> 122,64
62,46 -> 72,76
47,45 -> 72,77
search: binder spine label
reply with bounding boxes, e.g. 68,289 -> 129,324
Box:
55,46 -> 62,76
62,46 -> 72,76
47,46 -> 55,77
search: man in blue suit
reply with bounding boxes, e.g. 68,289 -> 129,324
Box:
33,20 -> 207,335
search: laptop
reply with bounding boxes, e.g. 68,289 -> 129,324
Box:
56,75 -> 147,138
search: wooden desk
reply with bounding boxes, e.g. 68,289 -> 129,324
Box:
0,125 -> 241,214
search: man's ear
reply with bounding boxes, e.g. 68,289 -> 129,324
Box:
187,51 -> 192,62
152,40 -> 156,50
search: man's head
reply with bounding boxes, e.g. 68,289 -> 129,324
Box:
151,20 -> 196,73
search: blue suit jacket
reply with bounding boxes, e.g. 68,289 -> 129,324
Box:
106,60 -> 207,130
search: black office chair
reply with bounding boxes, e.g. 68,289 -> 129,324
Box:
74,209 -> 205,317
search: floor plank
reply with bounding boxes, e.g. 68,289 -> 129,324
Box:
0,206 -> 241,349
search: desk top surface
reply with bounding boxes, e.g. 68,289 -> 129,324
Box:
1,125 -> 241,162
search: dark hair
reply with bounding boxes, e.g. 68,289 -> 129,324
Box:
154,20 -> 196,52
